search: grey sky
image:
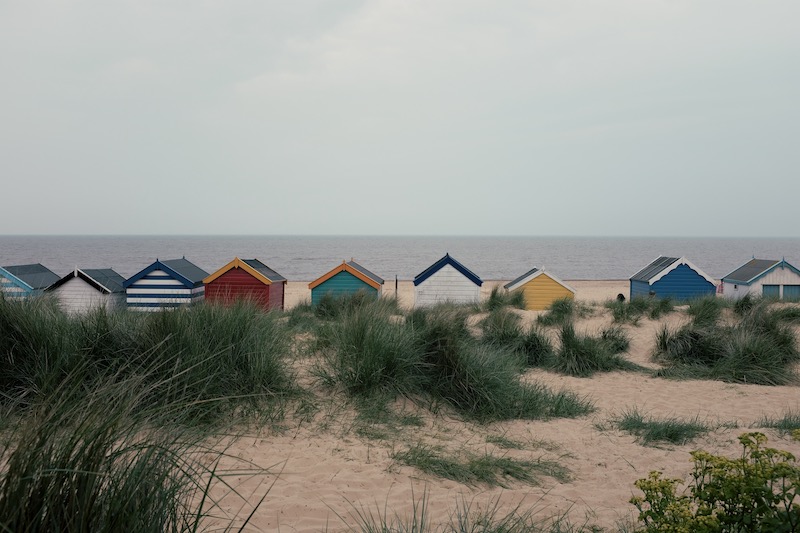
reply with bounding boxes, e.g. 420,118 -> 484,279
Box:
1,1 -> 798,236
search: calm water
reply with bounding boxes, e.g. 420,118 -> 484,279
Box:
1,235 -> 799,281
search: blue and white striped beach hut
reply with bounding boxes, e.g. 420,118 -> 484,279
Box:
0,263 -> 60,300
629,256 -> 716,300
123,258 -> 208,311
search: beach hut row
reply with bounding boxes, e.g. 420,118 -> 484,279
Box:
2,255 -> 800,314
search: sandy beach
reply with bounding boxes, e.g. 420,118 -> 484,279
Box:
284,279 -> 629,311
204,281 -> 800,531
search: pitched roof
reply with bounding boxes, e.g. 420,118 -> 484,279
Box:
630,256 -> 716,285
503,267 -> 575,293
308,260 -> 384,290
0,263 -> 60,290
203,257 -> 286,285
413,253 -> 483,287
504,267 -> 539,290
47,268 -> 126,294
123,258 -> 208,289
722,258 -> 800,284
242,259 -> 286,282
630,257 -> 679,282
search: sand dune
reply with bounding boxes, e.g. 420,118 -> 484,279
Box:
210,290 -> 800,532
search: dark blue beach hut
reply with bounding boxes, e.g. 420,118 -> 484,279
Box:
0,263 -> 60,300
629,256 -> 716,300
123,258 -> 208,311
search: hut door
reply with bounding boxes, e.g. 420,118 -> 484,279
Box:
783,285 -> 800,301
762,285 -> 780,298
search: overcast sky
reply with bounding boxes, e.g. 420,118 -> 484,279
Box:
1,1 -> 798,236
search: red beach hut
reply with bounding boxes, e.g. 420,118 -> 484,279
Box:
202,257 -> 287,310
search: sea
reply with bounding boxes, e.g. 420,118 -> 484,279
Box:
1,235 -> 799,281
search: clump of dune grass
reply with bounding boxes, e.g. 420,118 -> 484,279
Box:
484,285 -> 526,312
480,308 -> 524,348
392,443 -> 569,488
0,297 -> 296,424
0,364 -> 269,532
313,306 -> 426,398
686,296 -> 728,327
606,297 -> 674,324
537,298 -> 592,327
412,307 -> 593,421
314,290 -> 400,320
342,490 -> 601,533
549,324 -> 639,378
653,301 -> 800,385
754,410 -> 800,435
479,309 -> 555,367
611,407 -> 712,445
733,293 -> 757,316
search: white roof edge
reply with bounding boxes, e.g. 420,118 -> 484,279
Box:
505,269 -> 576,293
77,268 -> 112,294
649,257 -> 717,285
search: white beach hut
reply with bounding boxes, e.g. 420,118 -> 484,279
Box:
45,268 -> 127,313
413,253 -> 483,307
721,258 -> 800,300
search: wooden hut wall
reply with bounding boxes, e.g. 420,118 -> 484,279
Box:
52,277 -> 124,313
311,271 -> 378,305
126,269 -> 204,311
205,267 -> 272,309
518,273 -> 574,311
415,264 -> 480,307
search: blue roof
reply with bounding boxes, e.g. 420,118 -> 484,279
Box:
0,263 -> 60,290
413,253 -> 482,287
123,258 -> 208,289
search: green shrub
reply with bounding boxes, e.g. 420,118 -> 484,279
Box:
631,432 -> 800,531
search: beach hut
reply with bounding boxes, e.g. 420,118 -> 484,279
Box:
413,253 -> 482,307
45,268 -> 126,313
503,267 -> 575,311
123,258 -> 208,311
721,258 -> 800,300
629,256 -> 716,300
308,260 -> 383,305
0,263 -> 60,300
203,257 -> 287,310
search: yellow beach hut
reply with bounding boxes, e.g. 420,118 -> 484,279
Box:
503,267 -> 575,311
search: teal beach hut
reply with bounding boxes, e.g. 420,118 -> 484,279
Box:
0,263 -> 60,300
308,260 -> 383,305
